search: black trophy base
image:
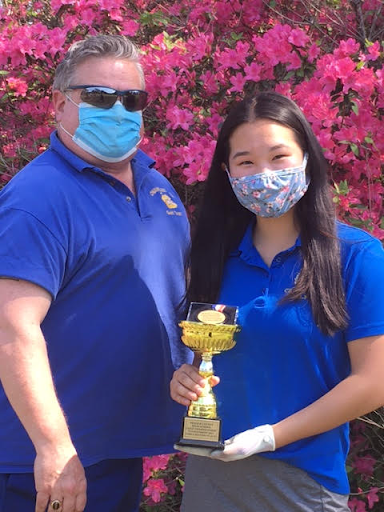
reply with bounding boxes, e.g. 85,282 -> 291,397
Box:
175,415 -> 224,453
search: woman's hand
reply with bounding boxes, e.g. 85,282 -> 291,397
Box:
170,364 -> 220,406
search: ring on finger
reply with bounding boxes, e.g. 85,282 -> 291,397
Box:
50,499 -> 62,510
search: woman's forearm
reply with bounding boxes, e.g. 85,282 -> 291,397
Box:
273,373 -> 384,449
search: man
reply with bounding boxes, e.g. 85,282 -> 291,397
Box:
0,35 -> 191,512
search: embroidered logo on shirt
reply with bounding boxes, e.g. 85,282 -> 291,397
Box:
150,187 -> 183,216
161,194 -> 178,209
284,272 -> 307,299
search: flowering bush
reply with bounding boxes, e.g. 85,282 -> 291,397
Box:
0,0 -> 383,509
140,453 -> 187,511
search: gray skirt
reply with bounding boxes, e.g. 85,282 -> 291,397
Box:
181,455 -> 350,512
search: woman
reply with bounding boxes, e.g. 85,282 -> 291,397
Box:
170,92 -> 384,511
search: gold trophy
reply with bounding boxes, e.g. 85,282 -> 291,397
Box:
175,302 -> 240,452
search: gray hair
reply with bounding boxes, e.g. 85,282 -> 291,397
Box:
53,34 -> 145,91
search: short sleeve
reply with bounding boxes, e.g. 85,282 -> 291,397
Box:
343,238 -> 384,342
0,207 -> 67,298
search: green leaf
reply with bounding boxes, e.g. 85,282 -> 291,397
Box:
284,71 -> 295,80
351,102 -> 359,115
334,180 -> 349,196
364,136 -> 374,144
356,61 -> 365,71
0,70 -> 9,76
231,32 -> 243,41
350,143 -> 359,156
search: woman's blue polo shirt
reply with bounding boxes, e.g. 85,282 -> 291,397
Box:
215,222 -> 384,494
0,132 -> 192,471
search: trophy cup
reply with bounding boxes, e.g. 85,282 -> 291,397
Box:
175,302 -> 240,452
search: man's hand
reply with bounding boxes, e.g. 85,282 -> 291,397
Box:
34,444 -> 87,512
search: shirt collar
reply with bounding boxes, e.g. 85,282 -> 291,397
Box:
232,221 -> 302,265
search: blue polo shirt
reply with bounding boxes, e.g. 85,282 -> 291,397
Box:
0,132 -> 192,471
215,222 -> 384,494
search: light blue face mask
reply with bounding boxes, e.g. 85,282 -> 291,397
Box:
61,97 -> 142,163
227,154 -> 309,218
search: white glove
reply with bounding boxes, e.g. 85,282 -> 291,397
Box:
210,424 -> 275,462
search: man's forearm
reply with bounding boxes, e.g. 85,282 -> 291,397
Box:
0,325 -> 74,454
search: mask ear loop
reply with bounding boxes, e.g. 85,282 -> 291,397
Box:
65,93 -> 80,107
303,153 -> 310,185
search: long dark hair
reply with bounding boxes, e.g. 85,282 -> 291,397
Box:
188,91 -> 348,336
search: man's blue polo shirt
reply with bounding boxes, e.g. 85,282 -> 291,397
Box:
215,222 -> 384,494
0,132 -> 192,471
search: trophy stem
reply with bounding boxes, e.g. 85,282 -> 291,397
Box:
187,352 -> 217,419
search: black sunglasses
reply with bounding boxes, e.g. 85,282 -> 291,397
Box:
66,85 -> 148,112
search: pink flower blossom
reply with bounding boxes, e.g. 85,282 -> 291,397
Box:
244,62 -> 261,82
142,454 -> 170,481
288,28 -> 309,48
367,487 -> 380,509
166,107 -> 194,131
215,48 -> 243,71
121,19 -> 139,36
228,72 -> 246,93
348,497 -> 368,512
6,77 -> 28,97
142,478 -> 168,503
200,71 -> 219,95
351,455 -> 376,479
334,38 -> 360,59
366,41 -> 381,62
286,51 -> 302,70
308,43 -> 320,63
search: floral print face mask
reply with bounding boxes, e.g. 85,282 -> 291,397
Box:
227,154 -> 309,218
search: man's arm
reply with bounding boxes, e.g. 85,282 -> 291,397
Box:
0,278 -> 86,512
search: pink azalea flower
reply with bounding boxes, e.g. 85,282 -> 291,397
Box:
228,72 -> 246,93
121,19 -> 139,36
143,478 -> 168,503
348,497 -> 368,512
50,0 -> 76,12
206,113 -> 223,137
351,454 -> 376,479
308,43 -> 320,63
6,77 -> 28,97
367,487 -> 380,509
288,28 -> 309,48
244,62 -> 261,82
200,71 -> 219,95
286,51 -> 302,70
275,82 -> 292,97
166,107 -> 194,131
365,41 -> 381,62
215,48 -> 242,71
334,38 -> 360,59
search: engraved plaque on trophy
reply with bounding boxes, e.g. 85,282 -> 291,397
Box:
175,302 -> 240,452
